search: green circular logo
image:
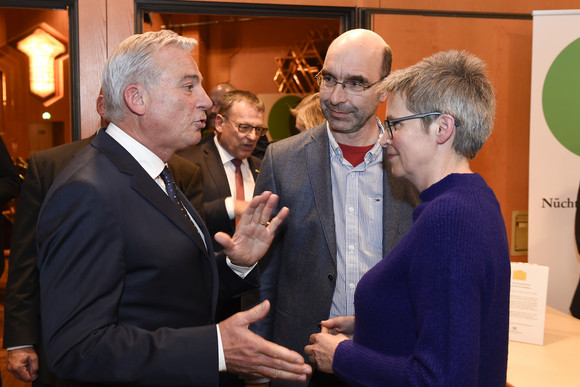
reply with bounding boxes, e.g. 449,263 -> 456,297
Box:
267,95 -> 302,141
542,38 -> 580,156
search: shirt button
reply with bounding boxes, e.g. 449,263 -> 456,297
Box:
348,206 -> 354,213
348,245 -> 354,252
350,283 -> 355,290
328,274 -> 334,281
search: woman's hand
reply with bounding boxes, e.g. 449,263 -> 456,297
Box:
320,316 -> 355,337
304,323 -> 351,373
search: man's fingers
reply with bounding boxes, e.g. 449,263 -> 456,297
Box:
235,191 -> 286,231
6,349 -> 39,382
251,192 -> 278,226
251,345 -> 312,381
267,206 -> 289,232
309,332 -> 320,344
214,230 -> 232,249
254,364 -> 311,382
223,325 -> 312,382
237,300 -> 270,327
9,366 -> 35,382
257,337 -> 307,367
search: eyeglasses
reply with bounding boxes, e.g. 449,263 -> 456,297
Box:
384,112 -> 442,139
222,115 -> 268,136
315,70 -> 383,96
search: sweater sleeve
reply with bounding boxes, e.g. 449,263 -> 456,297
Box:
334,196 -> 498,386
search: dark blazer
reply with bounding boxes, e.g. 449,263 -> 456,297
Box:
0,135 -> 21,206
243,123 -> 419,386
179,138 -> 261,252
3,137 -> 91,386
0,135 -> 21,274
198,131 -> 269,160
3,134 -> 206,385
570,182 -> 580,318
28,130 -> 249,386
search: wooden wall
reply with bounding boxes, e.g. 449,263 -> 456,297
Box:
143,13 -> 339,95
0,9 -> 70,159
373,13 -> 533,261
49,0 -> 580,260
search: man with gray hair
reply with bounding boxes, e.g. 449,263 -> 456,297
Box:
36,30 -> 311,386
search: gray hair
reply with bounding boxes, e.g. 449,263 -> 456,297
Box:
380,50 -> 495,159
101,30 -> 197,123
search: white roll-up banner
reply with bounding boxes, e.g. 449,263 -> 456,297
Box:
529,9 -> 580,314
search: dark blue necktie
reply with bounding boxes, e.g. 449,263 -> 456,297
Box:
159,166 -> 191,222
159,166 -> 208,253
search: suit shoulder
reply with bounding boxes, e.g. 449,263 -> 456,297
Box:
169,153 -> 198,169
168,153 -> 201,178
266,124 -> 326,158
32,137 -> 92,162
177,142 -> 213,163
248,154 -> 262,169
270,130 -> 314,149
177,146 -> 199,161
27,137 -> 94,182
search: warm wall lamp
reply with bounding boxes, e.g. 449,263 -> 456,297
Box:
17,28 -> 65,99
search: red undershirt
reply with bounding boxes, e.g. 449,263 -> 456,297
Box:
337,142 -> 375,167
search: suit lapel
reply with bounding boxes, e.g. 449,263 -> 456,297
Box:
203,141 -> 231,197
92,131 -> 210,256
305,126 -> 338,265
179,191 -> 213,258
248,156 -> 261,180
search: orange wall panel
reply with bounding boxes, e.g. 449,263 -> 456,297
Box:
75,0 -> 580,260
78,0 -> 107,138
374,14 -> 532,260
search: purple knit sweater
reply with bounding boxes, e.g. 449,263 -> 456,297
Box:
333,173 -> 510,386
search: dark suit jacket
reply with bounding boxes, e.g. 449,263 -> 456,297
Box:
570,183 -> 580,318
243,123 -> 419,386
198,131 -> 269,160
179,139 -> 261,252
3,137 -> 91,386
4,133 -> 204,385
17,131 -> 240,385
0,135 -> 21,274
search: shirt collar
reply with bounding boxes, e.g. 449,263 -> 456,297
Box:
214,134 -> 244,166
327,118 -> 385,163
105,123 -> 166,179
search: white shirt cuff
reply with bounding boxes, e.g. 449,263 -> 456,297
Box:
225,196 -> 235,219
226,257 -> 257,279
216,324 -> 226,372
7,345 -> 34,351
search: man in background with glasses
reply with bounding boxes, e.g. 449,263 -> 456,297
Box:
181,90 -> 266,253
180,92 -> 266,375
243,29 -> 419,387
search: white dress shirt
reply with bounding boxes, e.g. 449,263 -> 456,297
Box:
213,135 -> 255,219
327,119 -> 385,319
106,124 -> 238,371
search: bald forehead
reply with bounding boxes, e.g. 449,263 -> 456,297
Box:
324,29 -> 387,79
329,29 -> 387,52
210,84 -> 235,99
